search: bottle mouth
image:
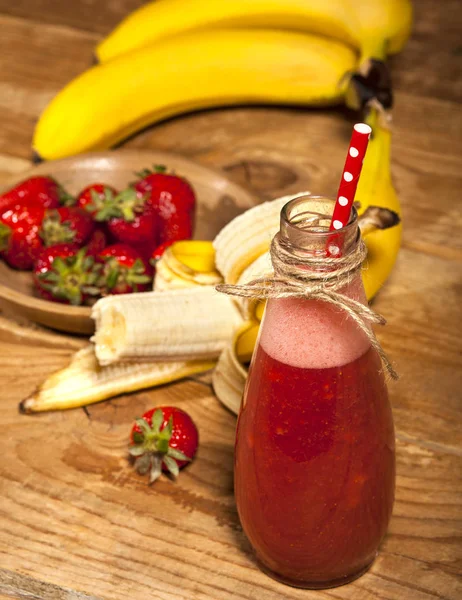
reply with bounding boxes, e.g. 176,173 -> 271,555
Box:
280,194 -> 359,254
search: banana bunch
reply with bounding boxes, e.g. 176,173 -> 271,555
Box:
32,0 -> 412,160
21,107 -> 401,414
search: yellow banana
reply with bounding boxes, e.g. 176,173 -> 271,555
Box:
96,0 -> 361,63
349,0 -> 413,59
170,241 -> 216,273
33,29 -> 357,161
95,0 -> 412,66
356,105 -> 401,299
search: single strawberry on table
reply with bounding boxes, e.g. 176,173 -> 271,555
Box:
76,183 -> 117,217
0,175 -> 72,214
129,406 -> 199,483
0,203 -> 47,269
40,206 -> 95,248
98,244 -> 152,295
34,244 -> 103,305
133,166 -> 196,245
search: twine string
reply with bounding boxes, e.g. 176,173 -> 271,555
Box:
217,233 -> 398,380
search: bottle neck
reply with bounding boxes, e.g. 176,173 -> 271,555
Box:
279,195 -> 360,262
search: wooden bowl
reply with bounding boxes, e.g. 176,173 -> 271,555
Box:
0,151 -> 259,335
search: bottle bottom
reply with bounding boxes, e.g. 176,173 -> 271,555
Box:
255,554 -> 376,590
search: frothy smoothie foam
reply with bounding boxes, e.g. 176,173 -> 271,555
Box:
259,275 -> 371,370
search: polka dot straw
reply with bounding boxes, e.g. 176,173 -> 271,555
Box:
329,123 -> 372,232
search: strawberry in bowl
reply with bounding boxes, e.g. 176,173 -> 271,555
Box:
0,175 -> 71,213
34,245 -> 103,305
134,166 -> 196,245
76,183 -> 118,217
94,188 -> 159,258
40,206 -> 95,248
99,244 -> 152,295
0,203 -> 48,269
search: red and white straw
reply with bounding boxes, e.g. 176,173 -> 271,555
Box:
329,123 -> 372,232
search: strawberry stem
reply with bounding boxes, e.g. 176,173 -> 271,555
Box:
0,222 -> 11,252
130,409 -> 191,483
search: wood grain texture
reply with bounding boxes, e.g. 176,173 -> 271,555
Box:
0,0 -> 461,599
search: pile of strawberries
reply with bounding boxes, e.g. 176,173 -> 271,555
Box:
0,166 -> 196,305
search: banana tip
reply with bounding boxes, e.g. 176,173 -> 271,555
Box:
19,397 -> 35,414
31,150 -> 44,164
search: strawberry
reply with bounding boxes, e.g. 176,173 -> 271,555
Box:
0,175 -> 72,213
0,203 -> 46,269
129,406 -> 198,483
40,206 -> 95,248
133,166 -> 196,245
94,188 -> 158,254
98,244 -> 152,294
76,184 -> 117,217
86,227 -> 108,257
150,240 -> 175,265
34,245 -> 103,305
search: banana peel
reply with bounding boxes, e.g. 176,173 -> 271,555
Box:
20,345 -> 215,413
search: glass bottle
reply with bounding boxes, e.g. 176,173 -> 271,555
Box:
234,195 -> 395,589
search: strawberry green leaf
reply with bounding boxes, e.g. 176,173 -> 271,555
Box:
151,409 -> 164,435
135,417 -> 151,436
132,431 -> 144,444
163,456 -> 179,478
134,454 -> 151,475
105,269 -> 119,290
0,222 -> 11,252
128,445 -> 145,457
163,415 -> 174,439
167,447 -> 191,462
149,456 -> 162,484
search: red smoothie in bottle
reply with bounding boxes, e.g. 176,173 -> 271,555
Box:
234,202 -> 395,588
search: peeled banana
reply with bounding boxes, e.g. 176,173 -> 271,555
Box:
95,0 -> 412,66
33,30 -> 357,160
92,287 -> 243,366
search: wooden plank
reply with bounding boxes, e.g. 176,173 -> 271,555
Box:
373,247 -> 462,449
0,15 -> 97,160
0,568 -> 101,599
389,0 -> 462,103
0,0 -> 144,35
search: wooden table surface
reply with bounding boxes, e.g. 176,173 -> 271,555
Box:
0,1 -> 461,599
